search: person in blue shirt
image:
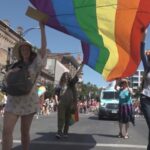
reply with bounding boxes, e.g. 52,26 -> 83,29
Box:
115,79 -> 133,139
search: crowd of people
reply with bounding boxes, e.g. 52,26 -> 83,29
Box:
35,94 -> 58,119
0,21 -> 149,150
78,99 -> 99,114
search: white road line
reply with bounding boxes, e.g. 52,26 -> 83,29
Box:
0,139 -> 146,149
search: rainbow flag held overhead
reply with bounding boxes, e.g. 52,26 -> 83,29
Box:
29,0 -> 150,81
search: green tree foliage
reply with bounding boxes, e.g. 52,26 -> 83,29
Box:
45,82 -> 55,99
78,82 -> 100,101
133,86 -> 141,99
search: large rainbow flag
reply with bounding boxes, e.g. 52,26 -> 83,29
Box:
29,0 -> 150,81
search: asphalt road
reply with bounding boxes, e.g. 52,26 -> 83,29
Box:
0,112 -> 148,150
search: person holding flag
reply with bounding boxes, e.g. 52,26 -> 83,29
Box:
2,21 -> 47,150
55,63 -> 83,139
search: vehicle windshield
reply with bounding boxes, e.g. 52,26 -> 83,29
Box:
102,91 -> 119,99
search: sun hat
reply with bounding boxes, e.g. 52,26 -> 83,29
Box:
12,41 -> 33,60
120,79 -> 128,84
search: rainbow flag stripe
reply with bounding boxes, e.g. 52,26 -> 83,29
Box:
30,0 -> 150,81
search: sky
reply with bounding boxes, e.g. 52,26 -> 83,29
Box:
0,0 -> 150,88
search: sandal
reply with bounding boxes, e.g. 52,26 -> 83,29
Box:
118,132 -> 123,138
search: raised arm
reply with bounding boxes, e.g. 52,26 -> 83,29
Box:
70,63 -> 84,86
140,31 -> 147,70
75,62 -> 84,77
140,42 -> 147,70
39,22 -> 47,59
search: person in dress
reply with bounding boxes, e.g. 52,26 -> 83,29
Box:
2,21 -> 47,150
115,79 -> 134,139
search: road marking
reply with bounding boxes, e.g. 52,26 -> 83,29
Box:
0,139 -> 146,149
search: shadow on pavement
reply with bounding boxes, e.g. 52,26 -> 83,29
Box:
12,132 -> 97,150
88,115 -> 118,121
93,133 -> 118,138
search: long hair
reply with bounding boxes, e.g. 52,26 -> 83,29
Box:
59,72 -> 71,86
18,48 -> 37,63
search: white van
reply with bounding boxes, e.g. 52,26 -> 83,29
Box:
98,82 -> 119,119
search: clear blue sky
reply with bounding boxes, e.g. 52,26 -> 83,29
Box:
0,0 -> 150,88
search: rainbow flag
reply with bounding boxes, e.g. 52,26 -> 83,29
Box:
37,86 -> 46,97
29,0 -> 150,81
69,111 -> 79,126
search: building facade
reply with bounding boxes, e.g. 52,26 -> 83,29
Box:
46,52 -> 82,86
0,20 -> 23,67
128,69 -> 144,91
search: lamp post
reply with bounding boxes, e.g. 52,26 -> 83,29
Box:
21,27 -> 40,37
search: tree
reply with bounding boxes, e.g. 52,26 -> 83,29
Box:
45,82 -> 55,99
78,82 -> 100,101
133,86 -> 141,99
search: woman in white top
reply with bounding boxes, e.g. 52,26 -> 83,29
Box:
2,22 -> 47,150
140,34 -> 150,150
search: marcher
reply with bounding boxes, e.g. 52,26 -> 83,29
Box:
140,34 -> 150,150
115,79 -> 134,139
55,63 -> 83,139
2,21 -> 47,150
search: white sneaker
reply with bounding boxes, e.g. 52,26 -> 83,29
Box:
56,133 -> 62,139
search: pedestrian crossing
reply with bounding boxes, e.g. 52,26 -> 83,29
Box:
0,139 -> 146,149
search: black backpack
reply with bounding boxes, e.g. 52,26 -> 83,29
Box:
5,61 -> 34,96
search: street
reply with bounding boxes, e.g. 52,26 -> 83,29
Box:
0,112 -> 148,150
